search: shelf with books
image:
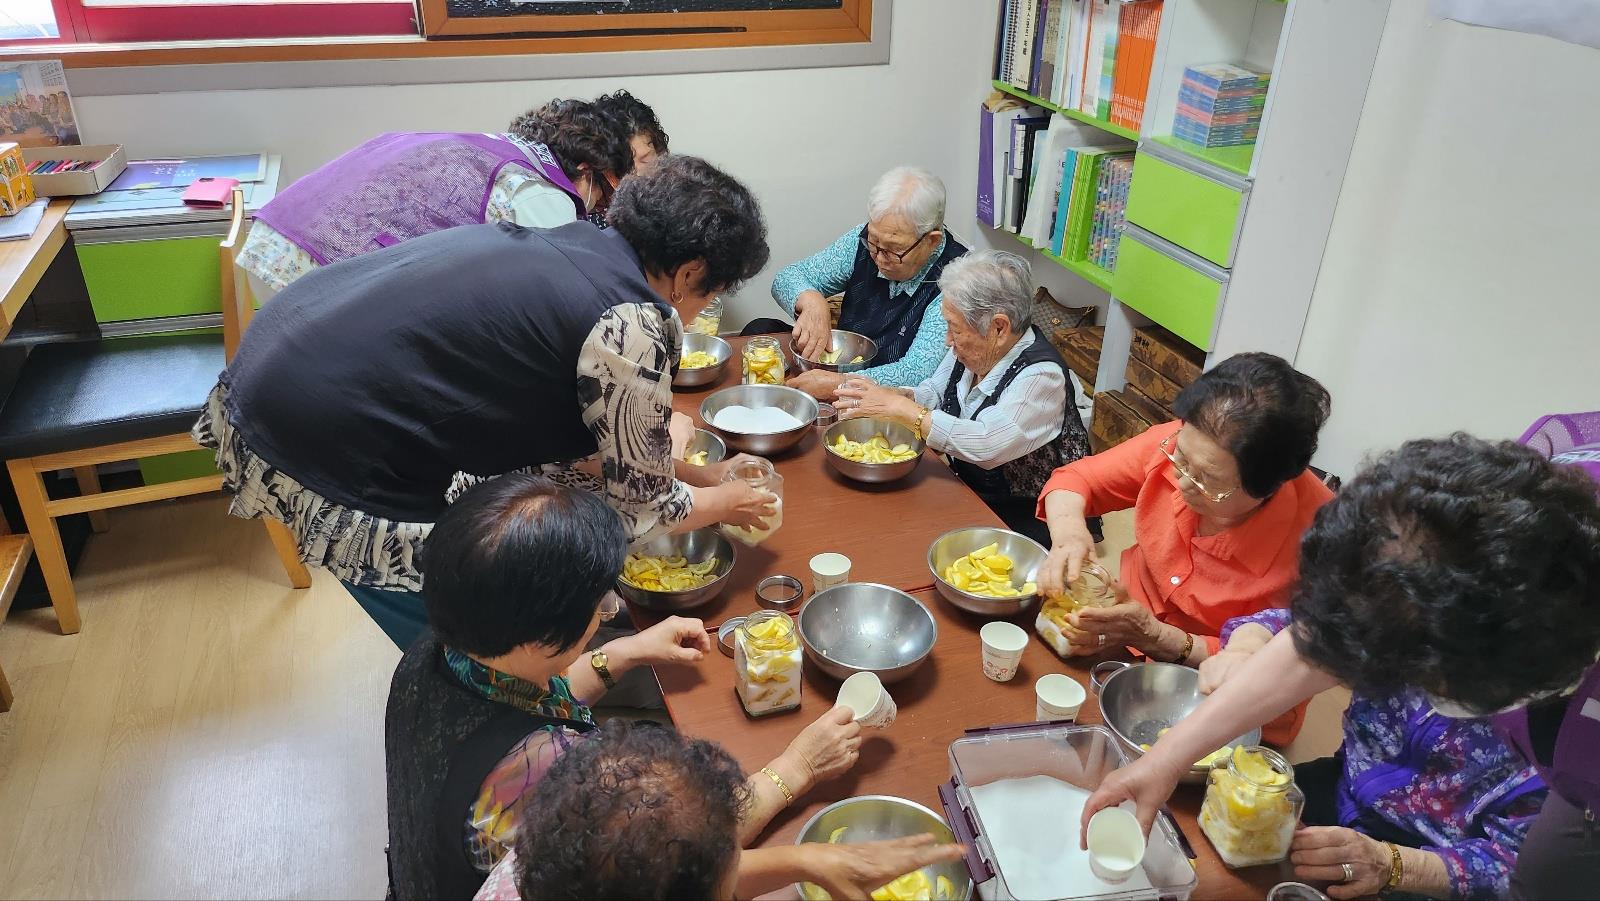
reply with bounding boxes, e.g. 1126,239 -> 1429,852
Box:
1001,230 -> 1115,293
992,80 -> 1139,141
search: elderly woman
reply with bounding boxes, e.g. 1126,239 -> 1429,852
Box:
239,98 -> 631,300
388,475 -> 880,899
763,167 -> 968,400
196,156 -> 775,649
1084,435 -> 1600,900
594,89 -> 669,175
832,250 -> 1090,546
1036,353 -> 1332,743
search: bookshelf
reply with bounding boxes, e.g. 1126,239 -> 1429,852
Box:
992,80 -> 1139,141
1000,230 -> 1115,292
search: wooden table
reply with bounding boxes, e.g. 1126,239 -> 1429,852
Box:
0,200 -> 69,341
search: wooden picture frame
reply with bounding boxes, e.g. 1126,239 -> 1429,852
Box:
417,0 -> 872,49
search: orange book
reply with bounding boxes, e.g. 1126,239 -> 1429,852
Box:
1110,2 -> 1137,126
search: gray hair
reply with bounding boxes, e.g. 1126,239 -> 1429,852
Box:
938,250 -> 1034,333
866,166 -> 946,235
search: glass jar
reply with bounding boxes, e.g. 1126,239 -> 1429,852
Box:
719,458 -> 784,547
687,296 -> 723,336
1035,561 -> 1114,656
742,336 -> 785,385
734,609 -> 802,717
1200,746 -> 1305,868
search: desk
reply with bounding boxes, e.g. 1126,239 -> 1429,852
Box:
0,200 -> 69,340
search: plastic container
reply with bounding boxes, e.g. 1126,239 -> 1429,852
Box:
1035,562 -> 1115,656
939,722 -> 1199,900
1199,746 -> 1304,868
687,295 -> 723,336
720,458 -> 784,546
742,335 -> 786,385
734,609 -> 802,717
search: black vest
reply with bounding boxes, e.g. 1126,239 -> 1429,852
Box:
226,221 -> 674,523
836,231 -> 968,366
939,327 -> 1093,546
384,631 -> 594,901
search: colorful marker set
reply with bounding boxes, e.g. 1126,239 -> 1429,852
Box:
26,158 -> 103,175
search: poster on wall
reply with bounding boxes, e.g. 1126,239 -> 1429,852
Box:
0,60 -> 80,148
1431,0 -> 1600,51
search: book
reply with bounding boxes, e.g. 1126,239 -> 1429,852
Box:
980,95 -> 1031,229
1020,116 -> 1076,245
1079,0 -> 1118,119
0,60 -> 81,149
1064,0 -> 1092,109
1011,0 -> 1041,91
1050,149 -> 1080,255
1007,115 -> 1050,231
1035,0 -> 1064,100
978,104 -> 998,227
1096,2 -> 1120,120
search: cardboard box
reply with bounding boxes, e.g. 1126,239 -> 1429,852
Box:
1131,325 -> 1205,387
0,142 -> 34,216
22,144 -> 127,197
1126,355 -> 1184,409
1091,389 -> 1152,453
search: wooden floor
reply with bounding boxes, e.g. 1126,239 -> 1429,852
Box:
0,497 -> 1344,900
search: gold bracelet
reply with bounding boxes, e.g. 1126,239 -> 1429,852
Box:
1173,631 -> 1195,664
760,766 -> 795,804
1384,841 -> 1404,889
914,405 -> 931,440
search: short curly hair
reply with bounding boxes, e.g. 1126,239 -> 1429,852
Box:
514,719 -> 749,900
594,90 -> 669,154
607,154 -> 769,294
1289,434 -> 1600,712
1173,352 -> 1331,498
507,98 -> 633,182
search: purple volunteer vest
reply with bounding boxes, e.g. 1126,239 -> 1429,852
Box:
254,132 -> 583,266
1493,664 -> 1600,813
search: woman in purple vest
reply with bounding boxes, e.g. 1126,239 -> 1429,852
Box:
238,98 -> 631,302
1078,434 -> 1600,899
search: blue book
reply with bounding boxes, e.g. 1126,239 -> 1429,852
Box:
1050,149 -> 1079,256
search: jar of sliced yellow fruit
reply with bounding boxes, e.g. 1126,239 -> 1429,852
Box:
1199,745 -> 1305,868
734,610 -> 802,717
687,295 -> 723,336
742,336 -> 786,385
1035,562 -> 1113,656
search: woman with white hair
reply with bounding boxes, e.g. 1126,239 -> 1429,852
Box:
834,250 -> 1090,545
759,166 -> 968,400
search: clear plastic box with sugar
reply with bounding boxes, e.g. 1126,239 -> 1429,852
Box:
937,723 -> 1198,901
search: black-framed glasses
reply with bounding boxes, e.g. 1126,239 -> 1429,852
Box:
859,226 -> 937,264
1159,428 -> 1239,504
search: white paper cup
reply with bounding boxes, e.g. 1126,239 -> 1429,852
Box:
1034,673 -> 1086,721
979,621 -> 1028,682
1087,807 -> 1147,884
836,671 -> 896,728
809,552 -> 852,595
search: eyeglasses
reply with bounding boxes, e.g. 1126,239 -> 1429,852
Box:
1159,429 -> 1239,504
859,227 -> 937,264
598,591 -> 622,623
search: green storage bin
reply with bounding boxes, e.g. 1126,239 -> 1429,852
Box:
1125,148 -> 1248,269
1113,226 -> 1228,351
76,232 -> 225,323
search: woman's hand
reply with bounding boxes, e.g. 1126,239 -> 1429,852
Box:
802,835 -> 966,901
1078,753 -> 1188,848
1069,583 -> 1160,654
716,478 -> 777,529
608,616 -> 713,671
792,291 -> 834,360
1290,827 -> 1392,900
834,379 -> 919,423
1039,517 -> 1096,598
669,412 -> 695,460
777,706 -> 862,795
1197,648 -> 1255,695
788,369 -> 848,401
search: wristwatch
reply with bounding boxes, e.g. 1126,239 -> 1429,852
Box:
589,650 -> 616,689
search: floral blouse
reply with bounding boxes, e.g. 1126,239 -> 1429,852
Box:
1223,610 -> 1548,898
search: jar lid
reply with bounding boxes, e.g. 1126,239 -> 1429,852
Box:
756,574 -> 804,612
717,616 -> 747,657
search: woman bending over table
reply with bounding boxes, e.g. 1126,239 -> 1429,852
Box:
832,250 -> 1091,547
1035,352 -> 1333,744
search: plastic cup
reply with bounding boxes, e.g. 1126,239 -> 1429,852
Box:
809,552 -> 852,595
1087,807 -> 1147,884
835,671 -> 896,728
979,621 -> 1028,682
1034,673 -> 1086,721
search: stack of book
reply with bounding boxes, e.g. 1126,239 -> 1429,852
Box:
1087,154 -> 1134,271
995,0 -> 1164,132
1172,63 -> 1269,148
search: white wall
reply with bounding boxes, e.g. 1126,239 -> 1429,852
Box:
1296,2 -> 1600,476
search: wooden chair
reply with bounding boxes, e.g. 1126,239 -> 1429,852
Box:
0,188 -> 309,639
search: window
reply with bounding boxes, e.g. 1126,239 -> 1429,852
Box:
0,0 -> 417,46
0,0 -> 63,42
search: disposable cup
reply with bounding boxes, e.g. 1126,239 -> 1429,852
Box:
809,553 -> 852,595
836,671 -> 896,728
1087,807 -> 1146,884
1035,673 -> 1086,721
979,621 -> 1028,682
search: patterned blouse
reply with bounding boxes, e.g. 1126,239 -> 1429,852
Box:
770,222 -> 950,388
1223,610 -> 1548,898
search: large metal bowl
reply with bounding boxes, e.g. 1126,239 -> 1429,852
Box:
700,384 -> 820,455
1091,661 -> 1263,784
798,582 -> 937,684
822,417 -> 924,484
795,796 -> 972,901
674,333 -> 733,389
792,329 -> 879,374
614,529 -> 737,612
927,527 -> 1048,615
684,429 -> 727,466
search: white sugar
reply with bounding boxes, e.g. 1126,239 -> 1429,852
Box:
714,405 -> 805,434
967,775 -> 1154,899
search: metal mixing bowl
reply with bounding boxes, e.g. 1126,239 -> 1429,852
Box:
1091,661 -> 1263,783
798,582 -> 937,683
822,417 -> 925,484
792,329 -> 879,374
674,333 -> 733,388
927,527 -> 1048,615
614,529 -> 737,612
684,429 -> 727,466
795,796 -> 972,901
700,384 -> 820,455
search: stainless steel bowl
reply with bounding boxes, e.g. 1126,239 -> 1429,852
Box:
795,796 -> 972,901
674,333 -> 733,388
1090,661 -> 1263,784
614,529 -> 737,612
792,329 -> 879,374
684,429 -> 727,466
927,527 -> 1048,615
822,417 -> 925,484
797,582 -> 937,684
700,384 -> 820,455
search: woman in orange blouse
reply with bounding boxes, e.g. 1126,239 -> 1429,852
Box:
1035,353 -> 1332,743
